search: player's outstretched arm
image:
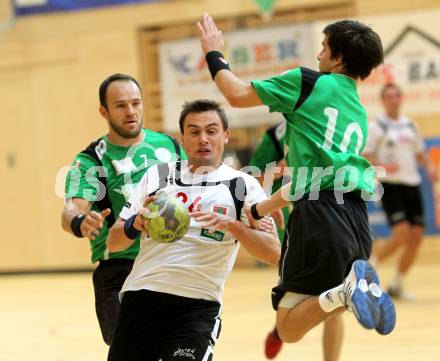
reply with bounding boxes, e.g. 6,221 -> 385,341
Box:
197,13 -> 262,108
248,181 -> 292,223
191,211 -> 280,265
61,198 -> 111,240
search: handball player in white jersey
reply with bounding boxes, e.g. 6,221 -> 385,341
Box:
364,83 -> 437,300
106,99 -> 280,361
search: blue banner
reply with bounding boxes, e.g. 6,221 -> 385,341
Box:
15,0 -> 162,16
368,137 -> 440,238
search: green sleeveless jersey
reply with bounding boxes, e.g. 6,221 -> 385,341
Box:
252,67 -> 374,200
64,129 -> 186,263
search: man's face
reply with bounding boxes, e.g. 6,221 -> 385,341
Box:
382,86 -> 402,115
181,110 -> 230,169
317,35 -> 341,73
100,80 -> 143,139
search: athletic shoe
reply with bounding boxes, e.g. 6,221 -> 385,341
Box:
388,285 -> 416,302
264,328 -> 283,359
344,260 -> 396,335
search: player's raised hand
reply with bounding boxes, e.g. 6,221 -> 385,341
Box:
80,208 -> 111,240
197,13 -> 224,55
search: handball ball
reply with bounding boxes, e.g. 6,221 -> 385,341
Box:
146,194 -> 190,243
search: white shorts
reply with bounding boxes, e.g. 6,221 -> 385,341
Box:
278,292 -> 312,309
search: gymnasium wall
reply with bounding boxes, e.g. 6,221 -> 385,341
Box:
0,0 -> 439,271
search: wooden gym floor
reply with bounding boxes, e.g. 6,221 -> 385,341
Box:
1,250 -> 439,360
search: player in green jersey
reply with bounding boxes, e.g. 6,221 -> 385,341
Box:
61,73 -> 185,345
250,121 -> 342,360
198,14 -> 396,358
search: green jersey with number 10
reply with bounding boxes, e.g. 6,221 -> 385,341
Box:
252,67 -> 374,199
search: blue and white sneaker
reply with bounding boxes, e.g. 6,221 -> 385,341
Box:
344,260 -> 396,335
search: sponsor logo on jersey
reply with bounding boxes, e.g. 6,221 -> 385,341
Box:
124,201 -> 132,209
201,228 -> 225,242
173,348 -> 196,359
95,139 -> 107,160
73,160 -> 81,169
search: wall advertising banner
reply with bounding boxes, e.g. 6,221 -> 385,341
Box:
159,23 -> 316,132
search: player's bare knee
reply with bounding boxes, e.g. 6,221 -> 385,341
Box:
278,329 -> 304,343
276,325 -> 304,343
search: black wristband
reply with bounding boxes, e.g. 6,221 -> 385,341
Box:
124,215 -> 141,240
250,203 -> 264,220
206,51 -> 231,80
71,214 -> 86,238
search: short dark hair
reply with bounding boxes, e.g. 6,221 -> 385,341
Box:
99,73 -> 142,109
323,20 -> 383,80
381,83 -> 402,98
179,99 -> 229,133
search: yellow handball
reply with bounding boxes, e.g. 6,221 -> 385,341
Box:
145,194 -> 190,243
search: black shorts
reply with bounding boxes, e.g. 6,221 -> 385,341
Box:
272,191 -> 372,310
381,183 -> 424,226
93,258 -> 134,345
108,290 -> 222,361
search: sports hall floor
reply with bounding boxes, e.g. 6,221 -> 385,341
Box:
1,240 -> 440,361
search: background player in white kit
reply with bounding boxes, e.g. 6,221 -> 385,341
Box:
106,99 -> 281,361
364,83 -> 437,300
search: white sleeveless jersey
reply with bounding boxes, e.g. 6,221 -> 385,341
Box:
119,161 -> 269,304
364,115 -> 425,185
